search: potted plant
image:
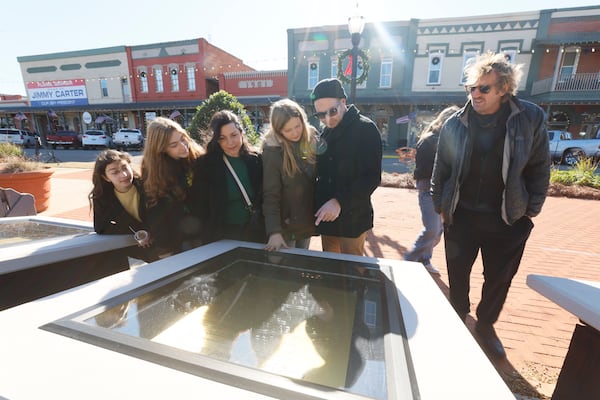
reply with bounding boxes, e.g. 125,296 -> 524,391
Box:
0,143 -> 54,212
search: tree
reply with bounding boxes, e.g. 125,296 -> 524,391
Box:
188,90 -> 258,146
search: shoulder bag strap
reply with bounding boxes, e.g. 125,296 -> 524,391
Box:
223,154 -> 252,208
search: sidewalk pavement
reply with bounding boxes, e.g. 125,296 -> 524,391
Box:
39,165 -> 600,399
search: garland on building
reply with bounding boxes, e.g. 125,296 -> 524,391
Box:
337,48 -> 370,85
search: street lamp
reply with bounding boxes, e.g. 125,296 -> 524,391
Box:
348,12 -> 365,105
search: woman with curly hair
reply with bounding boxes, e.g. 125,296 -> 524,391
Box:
142,117 -> 205,255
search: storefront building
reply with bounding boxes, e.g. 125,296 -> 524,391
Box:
1,39 -> 286,141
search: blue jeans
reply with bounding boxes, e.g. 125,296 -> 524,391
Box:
404,180 -> 443,265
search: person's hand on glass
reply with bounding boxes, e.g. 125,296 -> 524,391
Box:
314,198 -> 341,226
264,232 -> 288,252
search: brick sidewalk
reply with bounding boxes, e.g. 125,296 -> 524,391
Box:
44,168 -> 600,398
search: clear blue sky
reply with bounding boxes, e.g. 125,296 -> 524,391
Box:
1,0 -> 597,96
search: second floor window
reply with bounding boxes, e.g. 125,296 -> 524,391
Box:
308,61 -> 319,89
186,66 -> 196,91
155,67 -> 164,93
140,71 -> 148,93
461,51 -> 478,84
427,52 -> 444,85
380,58 -> 392,88
170,68 -> 179,92
100,79 -> 108,97
559,47 -> 580,80
330,59 -> 337,79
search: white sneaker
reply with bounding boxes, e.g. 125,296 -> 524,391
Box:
423,262 -> 440,275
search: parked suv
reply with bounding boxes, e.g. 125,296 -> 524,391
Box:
113,128 -> 144,150
0,128 -> 26,146
82,130 -> 112,149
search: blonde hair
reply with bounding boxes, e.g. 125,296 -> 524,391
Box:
464,51 -> 524,97
142,117 -> 204,206
265,99 -> 316,177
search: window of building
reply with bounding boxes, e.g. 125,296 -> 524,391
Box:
559,47 -> 580,80
155,67 -> 164,93
427,51 -> 444,85
330,58 -> 337,79
186,65 -> 196,91
140,71 -> 148,93
170,68 -> 179,92
501,49 -> 517,65
100,79 -> 108,97
460,51 -> 478,84
308,61 -> 319,89
356,57 -> 366,89
379,58 -> 392,88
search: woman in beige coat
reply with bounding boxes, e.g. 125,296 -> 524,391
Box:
261,99 -> 318,251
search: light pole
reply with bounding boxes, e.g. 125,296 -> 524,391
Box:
348,12 -> 365,105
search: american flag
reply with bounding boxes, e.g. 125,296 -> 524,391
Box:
396,111 -> 417,124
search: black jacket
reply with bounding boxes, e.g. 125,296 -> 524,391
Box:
93,178 -> 146,234
92,178 -> 161,262
144,162 -> 202,254
191,151 -> 263,244
315,105 -> 382,237
432,97 -> 551,225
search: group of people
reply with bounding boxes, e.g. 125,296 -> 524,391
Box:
90,51 -> 551,361
89,77 -> 382,262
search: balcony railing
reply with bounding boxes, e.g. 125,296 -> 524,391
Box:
531,72 -> 600,95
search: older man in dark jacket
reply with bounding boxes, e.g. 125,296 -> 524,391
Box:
311,78 -> 382,256
432,52 -> 551,359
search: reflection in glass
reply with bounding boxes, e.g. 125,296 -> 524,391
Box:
88,250 -> 388,398
0,221 -> 90,248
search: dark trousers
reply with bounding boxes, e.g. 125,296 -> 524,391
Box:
443,208 -> 534,324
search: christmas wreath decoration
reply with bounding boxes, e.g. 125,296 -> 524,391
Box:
337,48 -> 370,85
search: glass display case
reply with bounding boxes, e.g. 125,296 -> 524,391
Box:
43,247 -> 418,399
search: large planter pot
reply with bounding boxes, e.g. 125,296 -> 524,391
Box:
0,168 -> 54,212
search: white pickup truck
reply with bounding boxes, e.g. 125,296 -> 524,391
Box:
112,128 -> 144,150
548,130 -> 600,165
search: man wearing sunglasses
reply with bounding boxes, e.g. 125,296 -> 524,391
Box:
310,78 -> 382,256
431,52 -> 550,359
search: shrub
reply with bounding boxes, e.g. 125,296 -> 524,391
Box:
0,142 -> 43,173
550,157 -> 600,189
187,90 -> 258,147
0,142 -> 24,160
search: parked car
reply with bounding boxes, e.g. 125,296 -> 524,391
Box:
82,130 -> 112,149
548,130 -> 600,165
112,128 -> 144,150
46,131 -> 82,149
0,128 -> 26,146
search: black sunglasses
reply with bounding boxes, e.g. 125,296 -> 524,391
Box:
313,104 -> 341,120
466,84 -> 493,94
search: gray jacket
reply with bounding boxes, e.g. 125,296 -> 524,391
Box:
431,97 -> 551,226
261,132 -> 316,240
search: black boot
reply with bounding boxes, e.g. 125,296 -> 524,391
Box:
474,321 -> 506,359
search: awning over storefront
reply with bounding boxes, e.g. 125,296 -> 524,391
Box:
95,115 -> 114,124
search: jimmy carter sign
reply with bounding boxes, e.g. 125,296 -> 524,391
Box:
27,80 -> 89,107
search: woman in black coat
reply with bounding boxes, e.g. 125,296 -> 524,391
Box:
89,149 -> 159,263
191,110 -> 264,244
